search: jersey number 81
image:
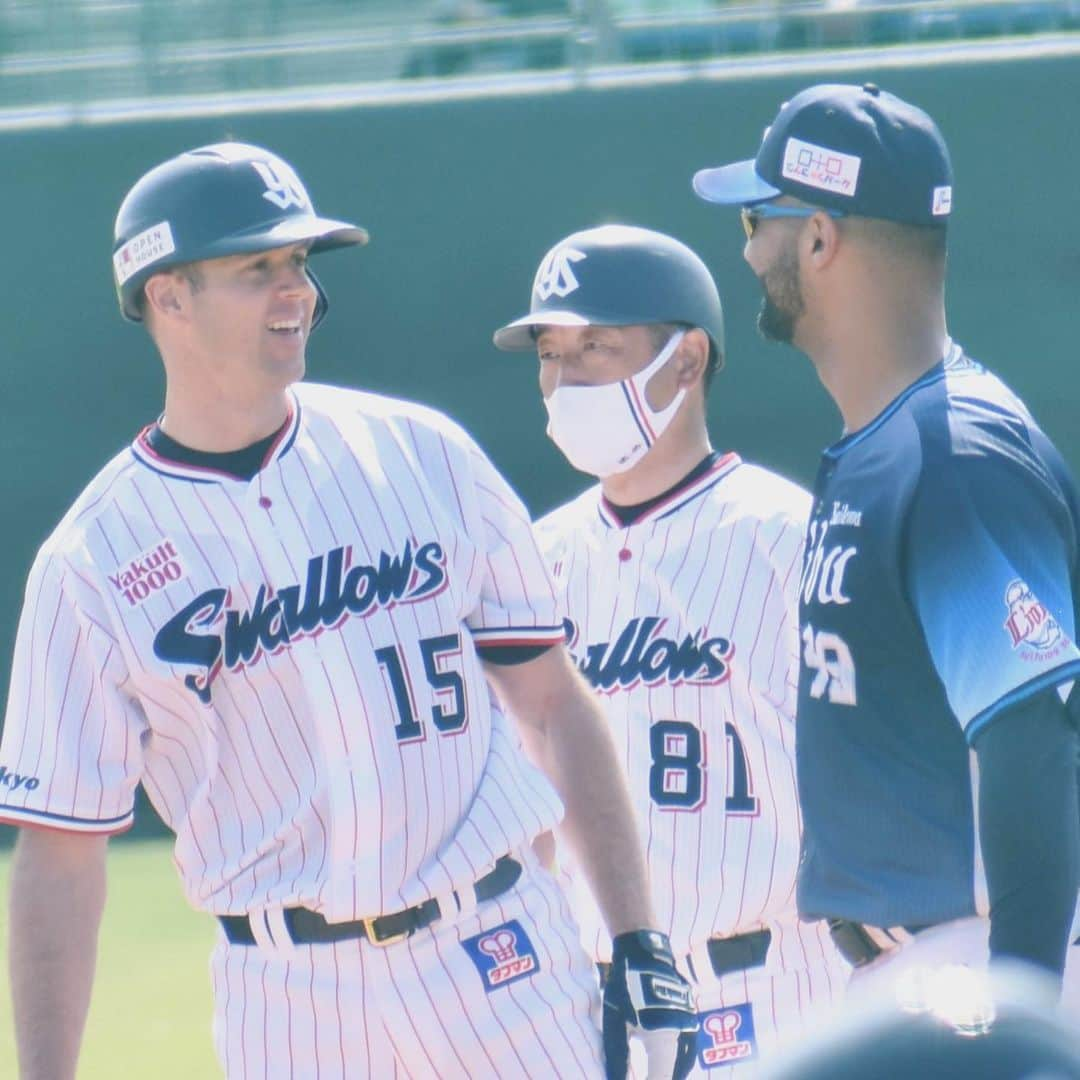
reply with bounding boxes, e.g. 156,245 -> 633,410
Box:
648,720 -> 758,815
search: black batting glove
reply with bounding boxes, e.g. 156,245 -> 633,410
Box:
602,929 -> 698,1080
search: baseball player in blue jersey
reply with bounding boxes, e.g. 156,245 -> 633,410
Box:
691,84 -> 1080,997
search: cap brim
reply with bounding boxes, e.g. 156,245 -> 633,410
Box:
493,310 -> 592,351
268,215 -> 370,249
692,159 -> 780,205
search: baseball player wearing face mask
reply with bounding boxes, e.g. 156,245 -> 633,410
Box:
495,225 -> 848,1077
0,146 -> 698,1080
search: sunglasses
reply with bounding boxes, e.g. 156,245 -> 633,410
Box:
740,203 -> 847,240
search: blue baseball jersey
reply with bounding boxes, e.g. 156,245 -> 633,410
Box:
797,343 -> 1080,928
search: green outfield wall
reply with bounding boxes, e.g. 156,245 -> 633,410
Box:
1,51 -> 1078,841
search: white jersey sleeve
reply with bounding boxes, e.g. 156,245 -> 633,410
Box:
460,437 -> 564,651
1,532 -> 146,833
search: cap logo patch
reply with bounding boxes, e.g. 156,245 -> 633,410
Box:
534,245 -> 586,301
782,137 -> 861,198
113,221 -> 176,285
932,185 -> 952,216
251,159 -> 311,211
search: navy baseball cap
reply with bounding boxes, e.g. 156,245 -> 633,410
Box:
693,83 -> 953,227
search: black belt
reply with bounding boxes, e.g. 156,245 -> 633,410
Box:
827,918 -> 928,969
704,928 -> 772,978
219,855 -> 521,947
598,928 -> 771,984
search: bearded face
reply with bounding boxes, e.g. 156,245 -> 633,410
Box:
755,239 -> 804,345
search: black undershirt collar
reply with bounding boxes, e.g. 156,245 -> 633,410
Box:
145,420 -> 287,482
603,451 -> 720,527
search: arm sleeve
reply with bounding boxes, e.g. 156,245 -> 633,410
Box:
973,688 -> 1080,978
0,548 -> 146,833
904,453 -> 1080,741
463,443 -> 566,655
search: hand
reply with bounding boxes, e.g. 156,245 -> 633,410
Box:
602,930 -> 698,1080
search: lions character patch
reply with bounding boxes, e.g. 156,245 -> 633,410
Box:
696,1003 -> 758,1068
461,919 -> 539,992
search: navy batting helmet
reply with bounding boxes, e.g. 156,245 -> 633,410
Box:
762,963 -> 1080,1080
493,224 -> 724,358
112,142 -> 368,329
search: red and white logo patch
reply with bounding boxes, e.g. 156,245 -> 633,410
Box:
1003,579 -> 1066,661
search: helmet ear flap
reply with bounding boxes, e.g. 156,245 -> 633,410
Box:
308,269 -> 329,330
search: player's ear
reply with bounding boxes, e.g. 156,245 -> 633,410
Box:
676,329 -> 710,389
143,271 -> 188,322
805,212 -> 841,268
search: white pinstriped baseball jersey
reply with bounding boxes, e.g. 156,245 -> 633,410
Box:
0,382 -> 567,921
536,453 -> 812,960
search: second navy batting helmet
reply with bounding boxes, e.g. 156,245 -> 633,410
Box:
112,142 -> 368,329
762,963 -> 1080,1080
493,224 -> 724,358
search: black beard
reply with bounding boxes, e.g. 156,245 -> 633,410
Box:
755,248 -> 804,345
757,294 -> 797,343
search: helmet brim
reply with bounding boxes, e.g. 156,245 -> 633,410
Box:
494,310 -> 600,351
244,215 -> 369,251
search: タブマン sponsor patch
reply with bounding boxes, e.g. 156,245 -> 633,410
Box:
696,1003 -> 758,1069
461,920 -> 539,992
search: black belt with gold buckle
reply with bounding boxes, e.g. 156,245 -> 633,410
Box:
219,855 -> 521,947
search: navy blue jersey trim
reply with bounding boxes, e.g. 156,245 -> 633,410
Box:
476,642 -> 557,666
267,389 -> 302,462
0,805 -> 133,827
966,659 -> 1080,744
279,412 -> 301,456
826,364 -> 948,459
126,452 -> 218,484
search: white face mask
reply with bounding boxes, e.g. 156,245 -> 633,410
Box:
544,330 -> 687,477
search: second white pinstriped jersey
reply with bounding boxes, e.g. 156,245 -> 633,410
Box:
536,454 -> 811,959
0,382 -> 565,920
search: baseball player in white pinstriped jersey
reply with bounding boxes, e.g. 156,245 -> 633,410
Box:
494,225 -> 848,1076
1,146 -> 699,1079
